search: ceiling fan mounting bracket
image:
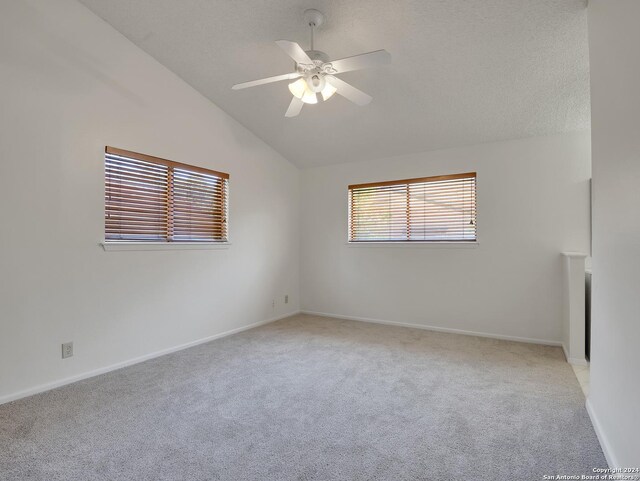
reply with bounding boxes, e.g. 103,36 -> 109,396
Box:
303,9 -> 325,28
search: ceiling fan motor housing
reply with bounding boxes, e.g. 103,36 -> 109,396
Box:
295,50 -> 332,92
305,50 -> 329,64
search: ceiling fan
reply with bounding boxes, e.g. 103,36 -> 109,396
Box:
232,9 -> 391,117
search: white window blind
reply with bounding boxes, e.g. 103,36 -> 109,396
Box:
348,172 -> 476,242
105,147 -> 229,243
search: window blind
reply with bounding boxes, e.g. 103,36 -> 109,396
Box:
105,147 -> 229,242
348,172 -> 476,242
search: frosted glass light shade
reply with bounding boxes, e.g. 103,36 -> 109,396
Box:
288,78 -> 306,99
301,91 -> 318,104
288,78 -> 318,104
321,82 -> 337,101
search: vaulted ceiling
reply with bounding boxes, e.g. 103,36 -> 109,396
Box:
78,0 -> 590,168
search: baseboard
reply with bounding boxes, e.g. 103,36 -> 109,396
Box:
0,311 -> 300,406
586,398 -> 617,468
568,357 -> 589,366
562,343 -> 589,365
301,310 -> 562,347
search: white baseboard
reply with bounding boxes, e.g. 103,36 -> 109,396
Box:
301,310 -> 562,347
0,311 -> 300,406
586,398 -> 617,468
562,343 -> 589,366
568,357 -> 589,366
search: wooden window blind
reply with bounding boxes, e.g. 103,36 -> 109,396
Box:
105,146 -> 229,243
348,172 -> 476,242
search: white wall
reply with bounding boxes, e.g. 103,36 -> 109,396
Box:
0,0 -> 299,402
0,0 -> 596,410
587,0 -> 640,467
301,133 -> 591,343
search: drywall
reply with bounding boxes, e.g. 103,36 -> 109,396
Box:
587,0 -> 640,467
301,133 -> 591,343
77,0 -> 591,168
0,0 -> 299,402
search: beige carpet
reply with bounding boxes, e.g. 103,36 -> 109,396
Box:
0,314 -> 606,480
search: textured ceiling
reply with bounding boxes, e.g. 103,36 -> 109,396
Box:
78,0 -> 590,168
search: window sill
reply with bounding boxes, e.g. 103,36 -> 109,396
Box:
346,241 -> 478,249
100,242 -> 231,251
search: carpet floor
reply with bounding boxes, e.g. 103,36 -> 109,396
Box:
0,314 -> 606,480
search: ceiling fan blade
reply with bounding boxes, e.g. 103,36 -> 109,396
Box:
232,72 -> 300,90
325,76 -> 372,106
328,50 -> 391,74
285,96 -> 304,117
276,40 -> 313,65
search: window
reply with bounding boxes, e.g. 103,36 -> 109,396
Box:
348,172 -> 476,242
105,146 -> 229,243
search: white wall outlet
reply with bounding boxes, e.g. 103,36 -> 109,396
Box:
285,295 -> 289,304
62,342 -> 73,359
272,299 -> 275,309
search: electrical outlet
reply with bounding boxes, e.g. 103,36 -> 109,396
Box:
272,299 -> 275,309
285,295 -> 289,304
62,342 -> 73,359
